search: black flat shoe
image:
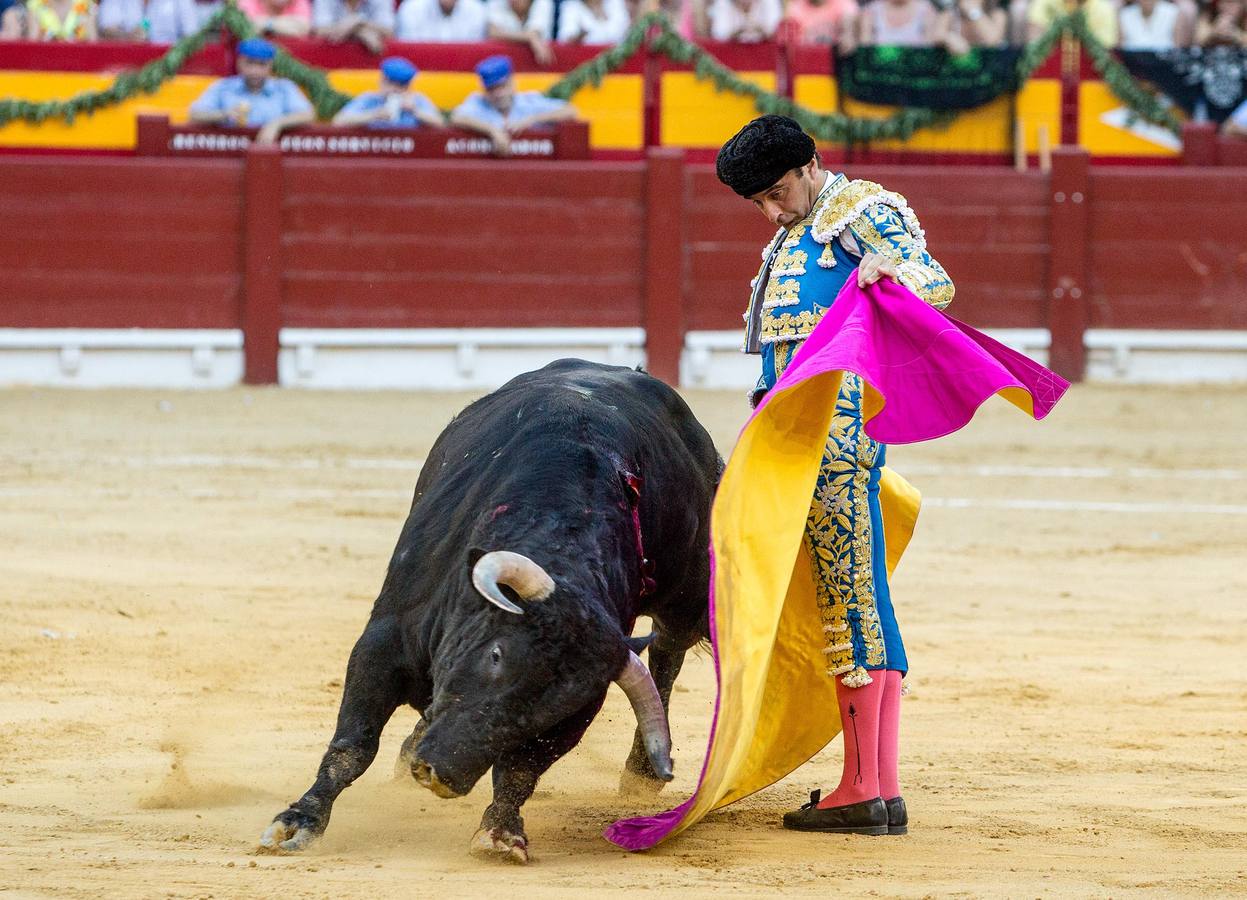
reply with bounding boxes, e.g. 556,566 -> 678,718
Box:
782,790 -> 889,835
885,796 -> 908,835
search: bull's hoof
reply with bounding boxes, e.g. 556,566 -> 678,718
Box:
470,827 -> 530,864
619,766 -> 669,797
257,808 -> 323,854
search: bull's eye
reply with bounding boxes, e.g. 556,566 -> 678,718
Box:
489,645 -> 503,666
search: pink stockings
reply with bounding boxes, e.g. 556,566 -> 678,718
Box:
816,669 -> 903,809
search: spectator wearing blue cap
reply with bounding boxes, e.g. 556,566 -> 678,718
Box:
395,0 -> 487,40
450,54 -> 577,155
313,0 -> 393,52
189,38 -> 315,145
333,57 -> 444,129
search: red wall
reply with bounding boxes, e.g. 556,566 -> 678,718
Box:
3,151 -> 1246,383
0,157 -> 242,329
684,166 -> 1051,332
279,160 -> 646,328
1089,169 -> 1247,330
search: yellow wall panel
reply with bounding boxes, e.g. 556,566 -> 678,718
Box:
0,72 -> 213,148
1079,81 -> 1181,158
660,71 -> 775,147
792,73 -> 838,113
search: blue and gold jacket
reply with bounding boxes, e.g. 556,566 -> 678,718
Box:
748,173 -> 955,397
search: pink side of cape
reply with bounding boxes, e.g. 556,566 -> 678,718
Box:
603,281 -> 1069,851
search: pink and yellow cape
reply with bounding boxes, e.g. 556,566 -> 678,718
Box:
606,279 -> 1069,851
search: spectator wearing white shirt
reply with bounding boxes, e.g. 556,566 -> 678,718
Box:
314,0 -> 394,51
707,0 -> 782,41
487,0 -> 555,64
1119,0 -> 1184,46
556,0 -> 630,43
98,0 -> 199,39
396,0 -> 488,40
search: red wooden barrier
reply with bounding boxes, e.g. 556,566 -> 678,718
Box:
6,151 -> 1247,385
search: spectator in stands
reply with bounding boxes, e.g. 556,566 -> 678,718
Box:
857,0 -> 934,45
189,37 -> 315,144
25,0 -> 97,39
708,0 -> 782,40
191,0 -> 218,26
333,56 -> 445,126
396,0 -> 488,40
451,54 -> 577,154
557,0 -> 630,42
933,0 -> 1008,51
1,0 -> 30,36
1224,95 -> 1247,134
1118,0 -> 1186,47
1197,0 -> 1246,43
97,0 -> 199,40
487,0 -> 555,65
1027,0 -> 1116,45
239,0 -> 311,35
313,0 -> 394,52
783,0 -> 858,46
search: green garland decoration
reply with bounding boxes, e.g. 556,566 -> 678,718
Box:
0,5 -> 1181,139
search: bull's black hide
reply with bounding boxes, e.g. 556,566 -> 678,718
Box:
259,359 -> 721,862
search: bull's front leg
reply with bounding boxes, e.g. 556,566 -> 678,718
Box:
620,636 -> 689,795
259,617 -> 405,853
472,698 -> 602,864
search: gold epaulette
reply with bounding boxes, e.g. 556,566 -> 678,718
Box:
809,179 -> 927,252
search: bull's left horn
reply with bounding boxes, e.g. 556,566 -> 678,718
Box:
615,651 -> 674,782
472,551 -> 555,615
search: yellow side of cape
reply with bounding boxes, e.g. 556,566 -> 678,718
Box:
669,371 -> 921,832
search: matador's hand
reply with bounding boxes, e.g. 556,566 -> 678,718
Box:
857,252 -> 900,288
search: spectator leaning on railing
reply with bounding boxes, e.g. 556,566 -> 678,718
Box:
97,0 -> 199,40
1118,0 -> 1188,48
707,0 -> 782,41
189,37 -> 315,144
239,0 -> 311,36
1197,0 -> 1246,43
856,0 -> 934,46
25,0 -> 97,39
783,0 -> 859,47
450,54 -> 577,154
333,56 -> 445,126
1028,0 -> 1116,44
396,0 -> 488,40
313,0 -> 393,52
933,0 -> 1008,53
557,0 -> 631,42
487,0 -> 555,64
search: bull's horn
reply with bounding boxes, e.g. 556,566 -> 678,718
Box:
614,651 -> 674,782
472,551 -> 555,615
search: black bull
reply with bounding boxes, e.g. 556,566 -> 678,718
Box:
260,360 -> 721,861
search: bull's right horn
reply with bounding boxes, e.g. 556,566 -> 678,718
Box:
615,651 -> 674,782
472,550 -> 555,615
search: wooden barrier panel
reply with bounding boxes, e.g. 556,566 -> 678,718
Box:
0,156 -> 243,329
4,152 -> 1247,384
278,158 -> 647,330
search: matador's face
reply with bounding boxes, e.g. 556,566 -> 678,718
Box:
748,157 -> 823,230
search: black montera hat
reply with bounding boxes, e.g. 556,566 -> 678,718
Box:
715,115 -> 817,198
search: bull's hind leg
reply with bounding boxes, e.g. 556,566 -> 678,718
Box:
472,698 -> 602,864
259,617 -> 405,853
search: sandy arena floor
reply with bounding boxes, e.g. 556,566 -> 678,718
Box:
1,383 -> 1245,899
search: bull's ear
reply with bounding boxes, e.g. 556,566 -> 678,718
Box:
626,632 -> 657,655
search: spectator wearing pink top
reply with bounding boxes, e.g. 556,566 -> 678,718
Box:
240,0 -> 311,36
784,0 -> 858,45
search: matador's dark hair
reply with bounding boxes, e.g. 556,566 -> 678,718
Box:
715,115 -> 817,198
